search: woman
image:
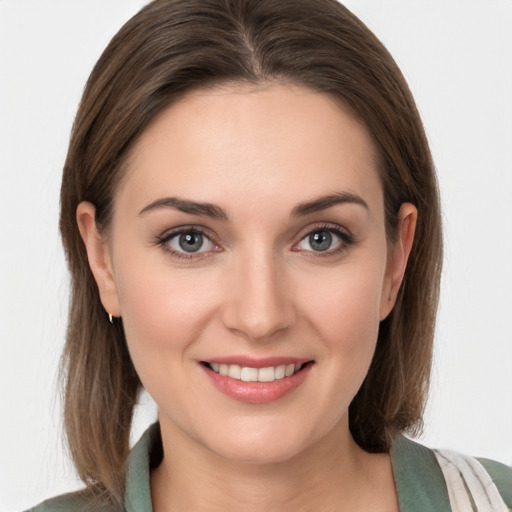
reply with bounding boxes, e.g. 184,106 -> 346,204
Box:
23,0 -> 511,510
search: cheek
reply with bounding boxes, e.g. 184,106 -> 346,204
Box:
303,262 -> 384,341
298,258 -> 386,392
113,250 -> 217,375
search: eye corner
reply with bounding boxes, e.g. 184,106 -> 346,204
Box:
290,241 -> 303,253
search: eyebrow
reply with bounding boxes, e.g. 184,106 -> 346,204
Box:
138,191 -> 368,220
291,192 -> 369,217
138,197 -> 228,219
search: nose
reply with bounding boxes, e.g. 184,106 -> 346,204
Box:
221,251 -> 295,342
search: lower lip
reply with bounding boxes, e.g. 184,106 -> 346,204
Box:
201,363 -> 313,404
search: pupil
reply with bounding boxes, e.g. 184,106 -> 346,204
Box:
179,232 -> 203,252
310,231 -> 332,251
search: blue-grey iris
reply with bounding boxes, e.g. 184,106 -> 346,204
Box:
309,231 -> 332,251
179,232 -> 203,252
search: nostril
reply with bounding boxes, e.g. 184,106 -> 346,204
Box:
221,306 -> 296,342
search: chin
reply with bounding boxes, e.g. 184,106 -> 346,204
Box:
213,439 -> 306,466
199,418 -> 326,466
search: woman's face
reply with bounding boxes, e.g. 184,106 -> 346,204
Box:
80,83 -> 414,463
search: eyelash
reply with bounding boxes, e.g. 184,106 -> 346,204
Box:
155,223 -> 355,260
292,223 -> 355,257
155,225 -> 220,260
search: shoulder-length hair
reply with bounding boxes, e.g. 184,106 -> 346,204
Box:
60,0 -> 442,505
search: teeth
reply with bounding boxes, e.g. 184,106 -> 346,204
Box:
227,364 -> 241,379
241,367 -> 258,382
274,365 -> 286,380
209,362 -> 304,382
257,367 -> 275,382
285,363 -> 295,377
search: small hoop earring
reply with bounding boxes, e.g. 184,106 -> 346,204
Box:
108,313 -> 113,324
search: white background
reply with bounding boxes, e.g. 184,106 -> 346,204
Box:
1,1 -> 511,510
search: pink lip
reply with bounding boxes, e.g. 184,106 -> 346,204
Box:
200,360 -> 313,404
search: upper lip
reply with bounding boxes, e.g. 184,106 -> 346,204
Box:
201,356 -> 313,368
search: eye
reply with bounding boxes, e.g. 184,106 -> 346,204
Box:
161,229 -> 217,256
295,227 -> 351,253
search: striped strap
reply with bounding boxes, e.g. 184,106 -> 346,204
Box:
434,449 -> 509,512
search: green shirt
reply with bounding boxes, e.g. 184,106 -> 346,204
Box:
26,423 -> 512,511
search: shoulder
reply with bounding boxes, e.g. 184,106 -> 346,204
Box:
391,435 -> 452,510
477,456 -> 512,507
392,435 -> 512,510
434,448 -> 512,509
24,423 -> 160,512
23,491 -> 119,512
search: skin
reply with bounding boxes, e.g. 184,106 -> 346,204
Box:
78,83 -> 416,511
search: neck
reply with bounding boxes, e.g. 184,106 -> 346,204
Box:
150,417 -> 398,512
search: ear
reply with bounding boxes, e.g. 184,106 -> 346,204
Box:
76,201 -> 121,318
379,203 -> 417,320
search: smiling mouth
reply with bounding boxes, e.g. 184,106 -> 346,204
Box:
201,361 -> 313,383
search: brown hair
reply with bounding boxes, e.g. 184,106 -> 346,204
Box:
60,0 -> 442,506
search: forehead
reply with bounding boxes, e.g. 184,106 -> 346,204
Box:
118,83 -> 383,217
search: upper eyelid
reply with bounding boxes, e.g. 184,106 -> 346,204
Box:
155,222 -> 354,252
291,226 -> 355,260
293,222 -> 353,243
156,226 -> 220,260
158,225 -> 217,242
